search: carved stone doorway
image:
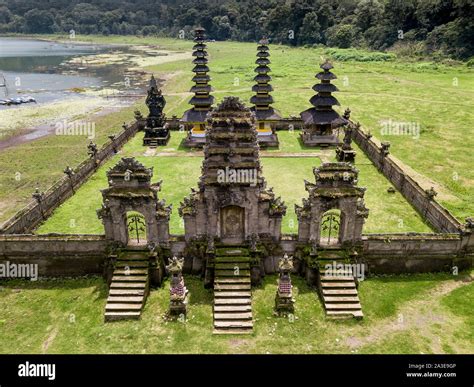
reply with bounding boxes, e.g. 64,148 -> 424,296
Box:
320,209 -> 341,247
126,211 -> 147,246
220,205 -> 245,244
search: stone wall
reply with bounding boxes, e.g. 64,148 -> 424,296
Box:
351,124 -> 462,233
360,233 -> 472,274
166,116 -> 304,131
0,235 -> 107,277
0,233 -> 472,278
264,233 -> 473,275
0,122 -> 140,235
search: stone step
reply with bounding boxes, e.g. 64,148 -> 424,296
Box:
105,303 -> 143,311
214,305 -> 252,313
320,276 -> 355,281
111,275 -> 147,282
326,310 -> 364,319
215,256 -> 250,263
214,291 -> 251,298
214,312 -> 252,320
213,329 -> 253,335
320,269 -> 353,275
214,320 -> 253,329
215,277 -> 251,284
119,255 -> 149,261
321,281 -> 356,288
322,288 -> 358,295
215,298 -> 251,306
116,261 -> 149,268
104,311 -> 141,322
110,282 -> 147,289
323,296 -> 360,303
107,296 -> 144,303
109,289 -> 145,296
214,283 -> 251,291
215,263 -> 250,270
325,303 -> 362,310
215,248 -> 249,256
214,269 -> 250,277
113,269 -> 148,275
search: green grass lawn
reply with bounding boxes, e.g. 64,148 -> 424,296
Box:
37,129 -> 431,234
0,271 -> 471,354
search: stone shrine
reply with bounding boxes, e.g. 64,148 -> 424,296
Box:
143,75 -> 170,146
300,60 -> 347,146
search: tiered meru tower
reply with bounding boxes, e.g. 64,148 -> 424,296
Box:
300,60 -> 347,147
182,27 -> 214,147
250,38 -> 280,147
179,96 -> 286,245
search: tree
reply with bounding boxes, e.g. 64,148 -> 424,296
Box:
0,6 -> 13,24
298,11 -> 321,45
23,9 -> 55,33
354,0 -> 384,31
326,24 -> 357,48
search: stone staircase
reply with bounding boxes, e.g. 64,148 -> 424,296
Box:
104,249 -> 149,322
317,249 -> 363,319
213,247 -> 253,334
146,139 -> 159,147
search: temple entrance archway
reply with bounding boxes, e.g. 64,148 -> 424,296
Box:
97,157 -> 171,247
220,205 -> 245,244
319,209 -> 341,247
126,211 -> 147,246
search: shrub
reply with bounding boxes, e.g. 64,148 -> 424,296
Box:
325,48 -> 396,62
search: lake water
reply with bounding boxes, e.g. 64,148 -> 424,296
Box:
0,37 -> 141,105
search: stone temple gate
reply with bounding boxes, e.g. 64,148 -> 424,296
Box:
296,163 -> 369,247
97,157 -> 171,247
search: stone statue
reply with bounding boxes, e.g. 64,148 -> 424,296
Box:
87,141 -> 98,158
166,256 -> 188,317
275,253 -> 295,315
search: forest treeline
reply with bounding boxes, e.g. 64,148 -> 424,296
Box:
0,0 -> 472,59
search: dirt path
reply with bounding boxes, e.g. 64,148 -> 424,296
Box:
344,275 -> 473,353
42,326 -> 58,353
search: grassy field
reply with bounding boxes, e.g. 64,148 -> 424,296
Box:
37,130 -> 431,234
0,271 -> 472,354
0,100 -> 146,223
2,35 -> 472,229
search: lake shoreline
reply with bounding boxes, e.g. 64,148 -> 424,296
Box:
0,36 -> 161,149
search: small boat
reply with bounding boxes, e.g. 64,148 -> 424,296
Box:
20,96 -> 37,103
0,96 -> 37,106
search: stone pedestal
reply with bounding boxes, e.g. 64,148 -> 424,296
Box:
336,147 -> 356,162
166,257 -> 188,318
274,254 -> 295,316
